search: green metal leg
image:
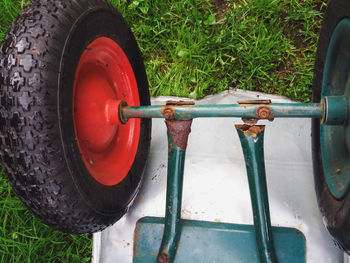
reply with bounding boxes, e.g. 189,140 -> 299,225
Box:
156,118 -> 192,263
236,125 -> 278,263
134,119 -> 306,263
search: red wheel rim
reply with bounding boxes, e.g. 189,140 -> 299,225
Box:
73,37 -> 140,186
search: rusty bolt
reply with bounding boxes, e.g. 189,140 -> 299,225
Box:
158,253 -> 168,263
256,106 -> 271,119
162,107 -> 175,120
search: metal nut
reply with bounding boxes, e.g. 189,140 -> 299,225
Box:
162,107 -> 175,120
256,106 -> 271,119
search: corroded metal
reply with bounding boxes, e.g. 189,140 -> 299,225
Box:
256,106 -> 272,119
161,100 -> 195,120
236,124 -> 278,263
165,100 -> 195,106
165,120 -> 192,151
157,112 -> 193,263
162,107 -> 175,120
122,102 -> 323,121
238,99 -> 272,105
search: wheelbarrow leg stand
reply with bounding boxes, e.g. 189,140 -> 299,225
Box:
133,108 -> 306,263
156,118 -> 193,263
156,121 -> 278,263
236,125 -> 278,263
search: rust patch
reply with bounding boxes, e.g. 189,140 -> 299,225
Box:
256,105 -> 271,119
238,99 -> 271,105
242,118 -> 258,125
166,119 -> 193,151
235,124 -> 265,137
166,100 -> 195,106
162,100 -> 195,120
161,106 -> 175,120
158,252 -> 169,263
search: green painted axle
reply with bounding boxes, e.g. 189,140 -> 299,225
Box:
120,96 -> 348,125
123,103 -> 323,120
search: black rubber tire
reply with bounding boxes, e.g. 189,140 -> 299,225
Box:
312,0 -> 350,253
0,0 -> 151,234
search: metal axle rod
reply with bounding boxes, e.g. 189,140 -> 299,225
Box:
123,103 -> 323,121
114,95 -> 347,125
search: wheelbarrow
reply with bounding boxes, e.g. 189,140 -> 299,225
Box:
0,0 -> 350,262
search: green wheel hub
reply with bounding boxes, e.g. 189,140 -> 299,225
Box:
321,18 -> 350,199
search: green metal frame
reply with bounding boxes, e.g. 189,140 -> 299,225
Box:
132,115 -> 307,263
117,91 -> 348,262
236,125 -> 277,263
156,119 -> 192,263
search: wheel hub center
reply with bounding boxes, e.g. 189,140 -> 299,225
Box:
74,72 -> 118,153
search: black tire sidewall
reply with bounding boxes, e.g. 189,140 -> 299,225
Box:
312,0 -> 350,251
59,7 -> 151,213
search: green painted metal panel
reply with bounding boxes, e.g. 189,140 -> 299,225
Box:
133,217 -> 306,263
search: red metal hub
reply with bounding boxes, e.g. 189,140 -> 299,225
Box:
73,37 -> 140,186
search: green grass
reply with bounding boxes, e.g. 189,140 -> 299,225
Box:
111,0 -> 326,102
0,166 -> 92,263
0,0 -> 326,262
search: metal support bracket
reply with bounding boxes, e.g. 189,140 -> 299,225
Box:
156,101 -> 193,263
236,124 -> 278,263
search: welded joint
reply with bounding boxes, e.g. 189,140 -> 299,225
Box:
161,100 -> 195,120
163,100 -> 194,151
240,105 -> 273,125
238,100 -> 273,123
235,124 -> 265,137
162,107 -> 175,120
256,106 -> 271,119
166,119 -> 193,151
